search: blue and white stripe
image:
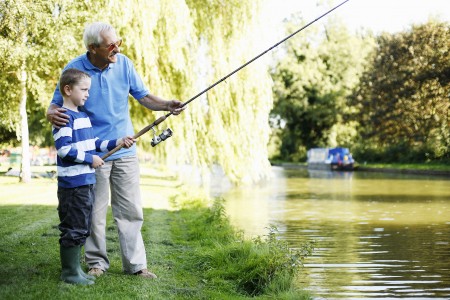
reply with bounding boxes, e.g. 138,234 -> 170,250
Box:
57,164 -> 95,177
52,109 -> 118,188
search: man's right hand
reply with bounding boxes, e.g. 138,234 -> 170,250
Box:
47,104 -> 69,128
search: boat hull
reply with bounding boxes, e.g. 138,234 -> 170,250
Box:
308,162 -> 355,171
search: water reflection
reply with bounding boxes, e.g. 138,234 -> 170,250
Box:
217,167 -> 450,299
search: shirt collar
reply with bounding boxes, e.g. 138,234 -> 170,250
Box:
82,52 -> 116,71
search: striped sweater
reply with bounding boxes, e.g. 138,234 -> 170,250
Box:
53,109 -> 118,188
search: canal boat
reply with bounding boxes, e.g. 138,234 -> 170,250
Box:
307,147 -> 356,171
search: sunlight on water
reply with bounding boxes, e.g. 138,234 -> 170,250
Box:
218,167 -> 450,299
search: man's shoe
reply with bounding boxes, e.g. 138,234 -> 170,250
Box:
88,268 -> 104,277
134,269 -> 157,279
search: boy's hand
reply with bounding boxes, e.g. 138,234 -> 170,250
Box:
117,136 -> 136,148
91,155 -> 104,168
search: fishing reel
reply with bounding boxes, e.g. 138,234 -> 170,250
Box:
151,127 -> 173,147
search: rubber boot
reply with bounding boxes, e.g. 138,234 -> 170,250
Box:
60,245 -> 94,285
76,245 -> 95,280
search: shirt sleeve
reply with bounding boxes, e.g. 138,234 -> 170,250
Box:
126,56 -> 150,100
53,119 -> 94,165
94,138 -> 119,152
50,82 -> 64,107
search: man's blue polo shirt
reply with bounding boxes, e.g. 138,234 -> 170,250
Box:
51,53 -> 149,161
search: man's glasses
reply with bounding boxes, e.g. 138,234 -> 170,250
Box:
101,39 -> 122,52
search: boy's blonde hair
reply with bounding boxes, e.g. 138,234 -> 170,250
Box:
59,68 -> 90,96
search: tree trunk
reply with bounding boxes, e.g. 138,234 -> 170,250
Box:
19,63 -> 31,183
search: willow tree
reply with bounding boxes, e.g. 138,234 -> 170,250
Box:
183,0 -> 273,184
94,0 -> 274,185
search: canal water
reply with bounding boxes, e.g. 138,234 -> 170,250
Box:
217,166 -> 450,299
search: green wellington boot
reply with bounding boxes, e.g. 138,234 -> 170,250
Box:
60,245 -> 94,285
76,245 -> 95,280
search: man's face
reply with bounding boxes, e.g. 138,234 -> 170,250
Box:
93,30 -> 121,65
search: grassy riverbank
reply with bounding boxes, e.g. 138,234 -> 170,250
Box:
360,162 -> 450,171
356,162 -> 450,177
271,160 -> 450,176
0,165 -> 312,300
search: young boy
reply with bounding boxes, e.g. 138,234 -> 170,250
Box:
53,68 -> 134,285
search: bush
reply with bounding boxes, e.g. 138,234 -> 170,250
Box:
353,141 -> 448,164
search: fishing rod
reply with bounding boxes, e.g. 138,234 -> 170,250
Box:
102,0 -> 350,160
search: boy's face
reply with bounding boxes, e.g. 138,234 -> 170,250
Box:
65,77 -> 91,107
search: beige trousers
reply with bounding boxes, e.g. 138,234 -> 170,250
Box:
85,155 -> 147,274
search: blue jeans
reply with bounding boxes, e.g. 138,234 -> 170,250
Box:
57,184 -> 95,247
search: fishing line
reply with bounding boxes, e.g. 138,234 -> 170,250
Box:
102,0 -> 350,159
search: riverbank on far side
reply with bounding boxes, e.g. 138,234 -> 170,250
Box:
272,162 -> 450,177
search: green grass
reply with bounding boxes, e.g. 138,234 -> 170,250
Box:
0,166 -> 312,300
361,162 -> 450,171
269,160 -> 450,173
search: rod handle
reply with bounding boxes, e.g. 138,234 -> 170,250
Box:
101,115 -> 169,160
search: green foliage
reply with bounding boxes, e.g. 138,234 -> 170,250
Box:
1,0 -> 274,184
270,15 -> 374,162
172,198 -> 314,297
353,21 -> 449,162
353,141 -> 439,163
0,0 -> 91,143
171,0 -> 273,184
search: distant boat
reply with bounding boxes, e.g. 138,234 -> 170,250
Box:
307,147 -> 356,171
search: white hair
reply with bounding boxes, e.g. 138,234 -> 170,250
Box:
83,22 -> 116,50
